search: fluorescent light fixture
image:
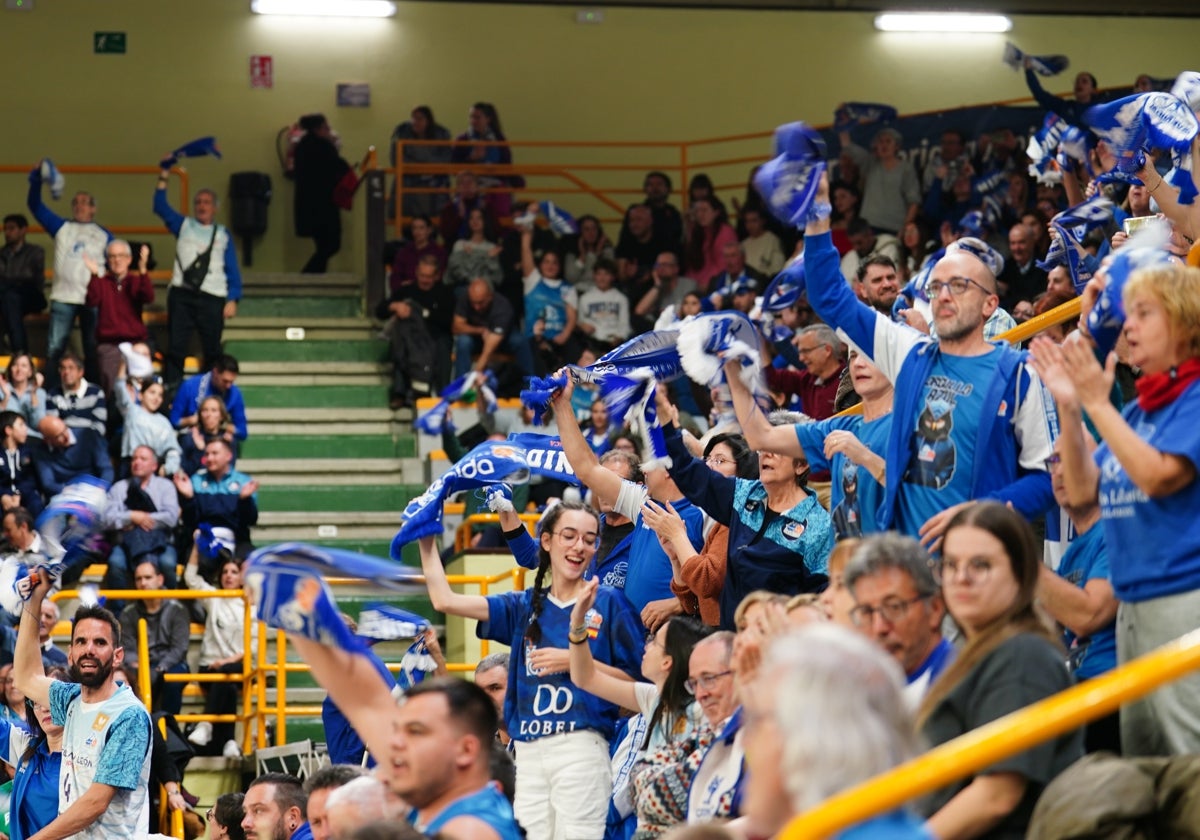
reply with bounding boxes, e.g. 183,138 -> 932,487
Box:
251,0 -> 397,17
874,12 -> 1012,33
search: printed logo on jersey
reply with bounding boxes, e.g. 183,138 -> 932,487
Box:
92,713 -> 109,731
905,375 -> 973,490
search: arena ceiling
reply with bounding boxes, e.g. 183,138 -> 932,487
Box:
473,0 -> 1198,15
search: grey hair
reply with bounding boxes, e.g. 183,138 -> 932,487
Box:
799,324 -> 846,361
196,188 -> 220,208
600,449 -> 645,484
768,409 -> 812,428
468,276 -> 494,293
303,763 -> 366,795
843,533 -> 939,599
107,239 -> 132,257
474,652 -> 509,676
764,625 -> 923,811
325,775 -> 395,836
693,630 -> 735,665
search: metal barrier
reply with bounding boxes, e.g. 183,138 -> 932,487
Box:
454,511 -> 542,552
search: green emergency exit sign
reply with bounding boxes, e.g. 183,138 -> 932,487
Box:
94,32 -> 126,54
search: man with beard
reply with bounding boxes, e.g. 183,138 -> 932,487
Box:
801,173 -> 1055,550
855,255 -> 901,316
13,575 -> 152,839
242,773 -> 312,840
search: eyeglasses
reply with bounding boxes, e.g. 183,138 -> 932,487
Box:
206,809 -> 213,823
106,252 -> 132,260
796,344 -> 825,356
704,455 -> 732,468
926,276 -> 994,298
551,529 -> 599,547
934,556 -> 994,585
850,595 -> 928,627
685,671 -> 732,695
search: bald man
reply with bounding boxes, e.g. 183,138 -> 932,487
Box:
32,415 -> 113,497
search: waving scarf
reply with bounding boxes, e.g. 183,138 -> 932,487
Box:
1028,114 -> 1069,185
833,102 -> 899,131
754,122 -> 828,228
356,603 -> 438,690
415,371 -> 497,436
160,136 -> 222,170
1003,42 -> 1070,76
506,433 -> 583,485
38,158 -> 66,200
392,440 -> 530,553
1086,93 -> 1200,204
1086,222 -> 1173,356
1038,196 -> 1115,291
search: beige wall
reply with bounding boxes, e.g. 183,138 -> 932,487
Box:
1,1 -> 1191,275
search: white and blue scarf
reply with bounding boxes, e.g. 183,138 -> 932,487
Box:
1086,92 -> 1200,205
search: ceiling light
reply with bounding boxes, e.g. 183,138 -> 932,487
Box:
251,0 -> 397,18
874,12 -> 1012,33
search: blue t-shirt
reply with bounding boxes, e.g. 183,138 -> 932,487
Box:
323,646 -> 397,766
836,810 -> 934,839
1095,381 -> 1200,602
415,782 -> 523,840
524,275 -> 574,338
797,414 -> 892,539
897,351 -> 997,537
624,498 -> 705,619
2,719 -> 60,840
1056,523 -> 1117,679
478,586 -> 644,742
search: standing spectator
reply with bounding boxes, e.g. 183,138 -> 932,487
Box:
1,665 -> 68,840
0,354 -> 47,431
642,170 -> 684,246
576,258 -> 630,351
840,218 -> 902,285
46,351 -> 106,437
13,586 -> 153,840
171,355 -> 248,442
765,325 -> 847,421
294,114 -> 351,274
1024,61 -> 1101,128
178,396 -> 237,477
119,560 -> 192,713
564,215 -> 615,290
0,411 -> 40,517
184,542 -> 254,759
437,171 -> 499,247
26,176 -> 111,390
389,105 -> 453,220
375,254 -> 456,409
174,438 -> 258,550
829,180 -> 863,256
0,213 -> 46,354
304,766 -> 368,840
241,774 -> 310,840
210,792 -> 247,840
521,227 -> 578,373
103,445 -> 181,591
921,129 -> 972,194
837,126 -> 921,235
452,103 -> 522,218
445,208 -> 503,292
154,171 -> 242,393
997,223 -> 1048,311
738,207 -> 785,278
389,215 -> 445,292
684,197 -> 738,292
83,241 -> 154,396
452,278 -> 533,383
113,370 -> 181,477
32,415 -> 113,497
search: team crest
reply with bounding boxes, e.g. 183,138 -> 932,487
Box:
782,521 -> 806,540
585,608 -> 603,639
92,713 -> 109,730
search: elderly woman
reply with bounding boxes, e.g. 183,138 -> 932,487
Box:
836,126 -> 921,235
740,624 -> 928,839
1031,263 -> 1200,756
917,502 -> 1082,839
652,388 -> 834,631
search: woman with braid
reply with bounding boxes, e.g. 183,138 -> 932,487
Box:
419,502 -> 645,839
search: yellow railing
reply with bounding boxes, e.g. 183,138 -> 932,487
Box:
455,511 -> 542,552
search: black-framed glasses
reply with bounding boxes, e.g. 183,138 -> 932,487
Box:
926,276 -> 994,298
684,670 -> 732,694
849,595 -> 928,627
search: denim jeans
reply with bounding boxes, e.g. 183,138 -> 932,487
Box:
45,301 -> 99,389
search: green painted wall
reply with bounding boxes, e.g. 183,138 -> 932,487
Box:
1,1 -> 1192,276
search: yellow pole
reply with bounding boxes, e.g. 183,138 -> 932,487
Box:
276,630 -> 288,745
782,628 -> 1200,839
137,618 -> 151,707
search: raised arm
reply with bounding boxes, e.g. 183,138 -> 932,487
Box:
419,535 -> 491,621
153,180 -> 186,236
568,579 -> 642,709
26,172 -> 65,236
550,378 -> 624,502
723,359 -> 804,456
13,577 -> 55,708
520,227 -> 536,279
1028,337 -> 1100,506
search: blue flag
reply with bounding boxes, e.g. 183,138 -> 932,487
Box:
36,476 -> 110,573
415,371 -> 497,437
244,556 -> 364,651
539,201 -> 579,235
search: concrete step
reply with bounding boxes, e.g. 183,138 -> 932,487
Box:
225,339 -> 387,363
224,326 -> 379,343
236,372 -> 388,387
256,483 -> 426,513
246,408 -> 414,438
242,272 -> 360,289
244,457 -> 425,485
237,296 -> 362,318
240,361 -> 388,375
239,384 -> 391,409
240,434 -> 415,460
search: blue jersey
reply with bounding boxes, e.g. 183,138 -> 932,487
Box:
1056,524 -> 1117,679
896,352 -> 995,537
2,719 -> 60,840
624,497 -> 705,617
323,647 -> 397,766
524,273 -> 575,338
415,782 -> 523,840
478,586 -> 644,742
1096,381 -> 1200,602
797,413 -> 892,539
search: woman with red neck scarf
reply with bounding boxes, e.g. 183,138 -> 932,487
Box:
1030,262 -> 1200,758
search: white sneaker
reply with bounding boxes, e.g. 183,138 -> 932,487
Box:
223,739 -> 242,759
187,722 -> 212,746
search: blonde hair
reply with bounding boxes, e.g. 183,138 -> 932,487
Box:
1122,265 -> 1200,359
733,590 -> 787,631
827,538 -> 861,580
785,593 -> 821,612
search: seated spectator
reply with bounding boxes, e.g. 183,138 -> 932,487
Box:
521,226 -> 579,374
240,773 -> 310,840
680,632 -> 743,826
46,351 -> 106,437
451,278 -> 533,387
0,661 -> 23,722
437,170 -> 498,247
375,254 -> 456,409
83,241 -> 154,397
171,354 -> 248,442
898,220 -> 935,281
838,126 -> 921,235
210,792 -> 246,840
576,258 -> 630,351
0,664 -> 67,840
445,208 -> 503,291
38,598 -> 68,669
1,507 -> 45,565
388,214 -> 445,292
1030,289 -> 1077,344
174,438 -> 258,552
840,218 -> 902,285
0,212 -> 46,355
829,180 -> 863,257
178,395 -> 237,477
709,242 -> 766,303
184,539 -> 255,759
305,765 -> 369,840
765,324 -> 847,421
119,559 -> 192,713
616,205 -> 664,286
563,214 -> 615,290
740,624 -> 928,839
997,222 -> 1048,311
633,252 -> 697,334
738,206 -> 785,278
917,502 -> 1082,838
653,290 -> 704,332
103,445 -> 181,591
922,128 -> 972,194
389,106 -> 453,220
0,353 -> 47,431
0,410 -> 41,517
451,103 -> 522,218
32,415 -> 113,497
684,197 -> 738,292
114,370 -> 181,476
326,776 -> 404,840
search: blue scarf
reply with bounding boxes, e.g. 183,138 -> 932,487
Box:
1086,224 -> 1174,355
1038,196 -> 1114,292
160,136 -> 222,170
833,102 -> 899,131
415,371 -> 497,437
1086,93 -> 1200,205
35,475 -> 110,574
506,433 -> 584,485
1003,42 -> 1070,76
356,603 -> 438,690
754,122 -> 828,228
391,440 -> 530,554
